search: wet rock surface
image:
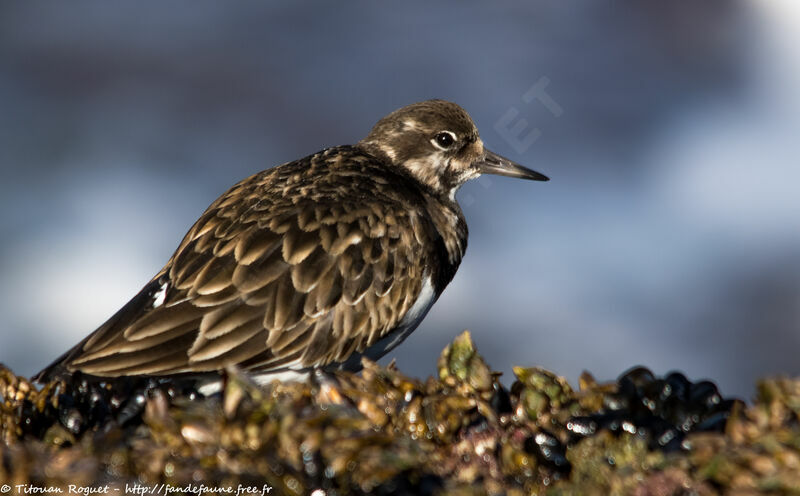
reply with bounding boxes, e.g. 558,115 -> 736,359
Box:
1,330 -> 799,495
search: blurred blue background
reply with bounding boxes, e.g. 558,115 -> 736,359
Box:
1,1 -> 798,399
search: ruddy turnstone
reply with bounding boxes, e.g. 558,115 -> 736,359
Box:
35,100 -> 548,389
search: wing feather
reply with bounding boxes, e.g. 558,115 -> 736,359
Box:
123,301 -> 204,340
235,227 -> 282,264
189,319 -> 264,362
232,244 -> 287,292
192,255 -> 236,295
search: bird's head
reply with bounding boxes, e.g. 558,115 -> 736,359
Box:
359,99 -> 548,199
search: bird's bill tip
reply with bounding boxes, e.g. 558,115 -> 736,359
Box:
478,149 -> 549,181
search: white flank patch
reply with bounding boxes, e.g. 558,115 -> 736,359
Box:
398,276 -> 435,331
361,275 -> 436,362
152,281 -> 168,308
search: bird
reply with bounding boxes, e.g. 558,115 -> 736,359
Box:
34,100 -> 548,391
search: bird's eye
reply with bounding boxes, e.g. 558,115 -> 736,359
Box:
432,131 -> 456,150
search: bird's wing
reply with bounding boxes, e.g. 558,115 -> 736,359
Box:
43,154 -> 436,379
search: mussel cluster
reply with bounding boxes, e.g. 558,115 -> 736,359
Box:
2,370 -> 200,442
566,366 -> 744,453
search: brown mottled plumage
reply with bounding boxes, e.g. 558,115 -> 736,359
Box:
34,100 -> 547,386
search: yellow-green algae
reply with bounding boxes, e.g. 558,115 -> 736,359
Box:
0,330 -> 798,495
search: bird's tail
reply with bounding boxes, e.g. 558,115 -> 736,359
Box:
32,276 -> 166,384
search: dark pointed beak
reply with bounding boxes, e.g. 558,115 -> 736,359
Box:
477,149 -> 549,181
